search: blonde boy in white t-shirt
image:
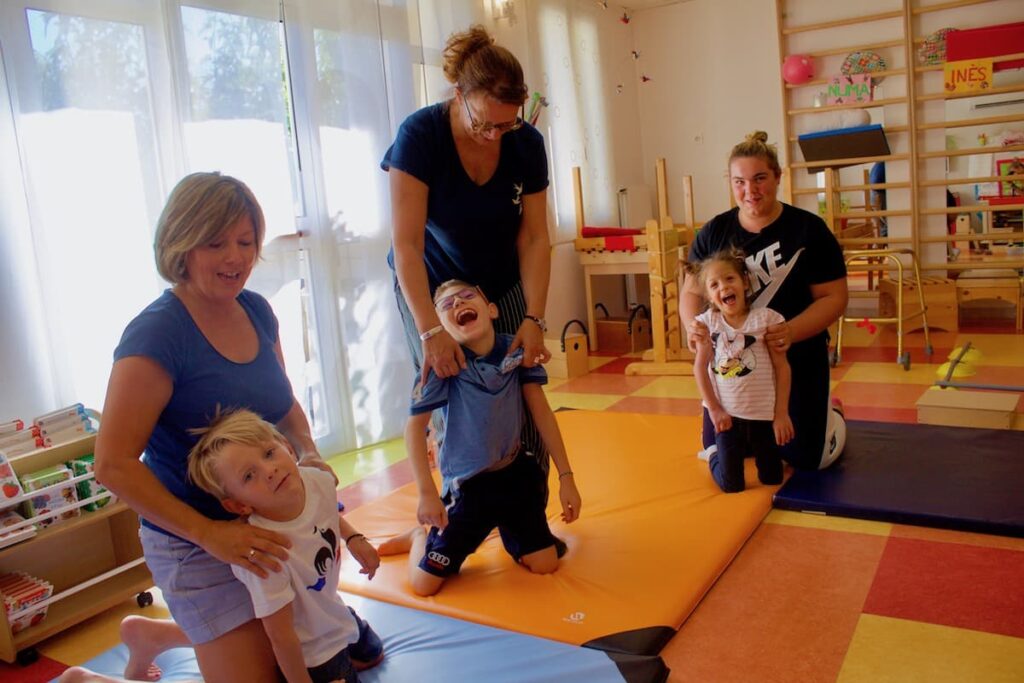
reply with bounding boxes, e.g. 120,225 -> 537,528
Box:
690,248 -> 794,492
188,410 -> 383,683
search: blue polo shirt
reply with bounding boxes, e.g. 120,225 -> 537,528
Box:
410,334 -> 546,497
381,102 -> 549,302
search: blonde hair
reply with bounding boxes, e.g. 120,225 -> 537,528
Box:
154,172 -> 265,284
433,279 -> 485,304
187,408 -> 283,500
442,25 -> 528,105
728,130 -> 782,177
685,247 -> 751,312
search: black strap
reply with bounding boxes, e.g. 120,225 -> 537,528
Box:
560,319 -> 588,352
627,305 -> 649,335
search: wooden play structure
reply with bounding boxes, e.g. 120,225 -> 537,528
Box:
775,0 -> 1024,350
572,160 -> 697,374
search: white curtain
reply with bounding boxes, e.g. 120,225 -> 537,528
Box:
0,0 -> 465,452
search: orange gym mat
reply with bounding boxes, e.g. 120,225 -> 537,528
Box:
338,411 -> 778,655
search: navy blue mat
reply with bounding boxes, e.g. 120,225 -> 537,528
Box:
773,420 -> 1024,537
55,593 -> 668,683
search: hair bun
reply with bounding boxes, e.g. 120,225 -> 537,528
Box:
443,25 -> 495,84
746,130 -> 769,144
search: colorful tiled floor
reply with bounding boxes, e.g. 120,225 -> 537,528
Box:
5,322 -> 1023,682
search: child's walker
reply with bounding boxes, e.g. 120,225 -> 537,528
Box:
831,248 -> 934,370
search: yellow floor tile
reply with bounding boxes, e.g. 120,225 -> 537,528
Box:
545,392 -> 624,411
39,597 -> 171,665
326,438 -> 407,489
765,509 -> 893,537
838,614 -> 1024,683
544,376 -> 570,391
587,356 -> 615,370
630,376 -> 702,400
952,334 -> 1024,367
841,361 -> 945,385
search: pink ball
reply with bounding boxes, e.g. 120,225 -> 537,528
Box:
782,54 -> 815,85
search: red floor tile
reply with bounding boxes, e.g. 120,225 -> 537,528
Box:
591,357 -> 637,374
832,382 -> 927,410
843,406 -> 918,424
969,366 -> 1024,395
890,524 -> 1024,553
339,458 -> 414,512
863,537 -> 1024,639
0,655 -> 66,683
661,523 -> 887,683
605,396 -> 703,416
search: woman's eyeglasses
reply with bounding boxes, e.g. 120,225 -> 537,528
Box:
461,95 -> 523,135
434,288 -> 479,312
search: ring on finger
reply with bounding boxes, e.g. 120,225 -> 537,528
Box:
248,548 -> 256,560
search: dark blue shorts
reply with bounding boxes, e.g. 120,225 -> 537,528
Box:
307,647 -> 356,683
305,607 -> 382,682
419,453 -> 555,577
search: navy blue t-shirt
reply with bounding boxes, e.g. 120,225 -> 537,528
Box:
689,204 -> 846,350
381,102 -> 549,301
113,289 -> 294,534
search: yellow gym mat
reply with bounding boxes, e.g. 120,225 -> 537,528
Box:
338,411 -> 778,655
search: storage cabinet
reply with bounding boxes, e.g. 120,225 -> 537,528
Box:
0,433 -> 152,664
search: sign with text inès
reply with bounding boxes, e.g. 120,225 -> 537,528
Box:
943,58 -> 993,93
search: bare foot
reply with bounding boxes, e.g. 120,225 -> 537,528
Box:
377,527 -> 423,556
58,667 -> 120,683
120,616 -> 189,681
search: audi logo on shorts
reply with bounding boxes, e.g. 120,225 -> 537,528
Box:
427,551 -> 450,566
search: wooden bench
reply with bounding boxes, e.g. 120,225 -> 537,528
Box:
955,270 -> 1022,330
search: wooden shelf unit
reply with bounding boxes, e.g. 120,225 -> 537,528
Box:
0,432 -> 152,664
776,0 -> 1024,286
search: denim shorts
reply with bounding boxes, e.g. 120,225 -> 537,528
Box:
139,525 -> 256,645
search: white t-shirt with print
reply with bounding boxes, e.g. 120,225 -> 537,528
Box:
696,307 -> 785,421
231,467 -> 358,668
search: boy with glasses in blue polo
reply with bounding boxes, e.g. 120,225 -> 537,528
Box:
379,279 -> 582,596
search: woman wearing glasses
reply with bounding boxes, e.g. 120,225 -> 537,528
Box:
383,24 -> 549,378
382,26 -> 559,523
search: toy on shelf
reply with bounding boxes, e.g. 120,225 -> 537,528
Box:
782,54 -> 815,84
0,572 -> 53,634
20,464 -> 80,528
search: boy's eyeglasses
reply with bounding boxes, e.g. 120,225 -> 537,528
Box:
434,288 -> 479,312
461,95 -> 523,135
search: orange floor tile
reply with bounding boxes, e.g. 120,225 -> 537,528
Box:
6,321 -> 1022,683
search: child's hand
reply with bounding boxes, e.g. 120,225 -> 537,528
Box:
347,536 -> 380,580
417,496 -> 448,531
774,414 -> 794,446
709,407 -> 732,433
687,320 -> 710,354
558,475 -> 581,523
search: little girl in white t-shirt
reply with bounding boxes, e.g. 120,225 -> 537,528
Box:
690,248 -> 793,492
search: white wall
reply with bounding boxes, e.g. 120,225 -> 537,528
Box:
631,0 -> 784,224
494,0 -> 648,334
